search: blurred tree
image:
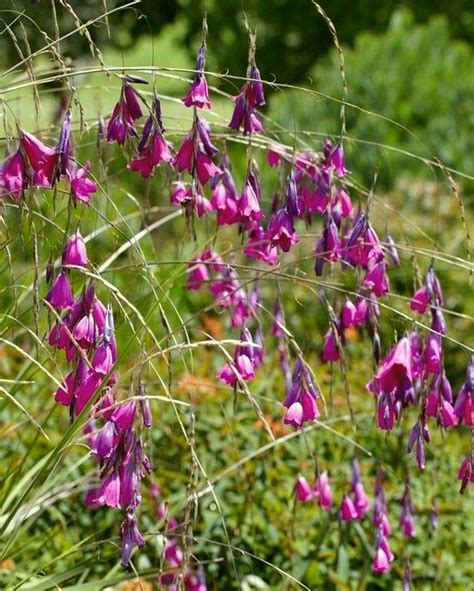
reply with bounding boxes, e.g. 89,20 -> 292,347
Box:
1,0 -> 474,87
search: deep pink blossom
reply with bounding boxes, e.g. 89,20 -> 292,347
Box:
63,230 -> 88,267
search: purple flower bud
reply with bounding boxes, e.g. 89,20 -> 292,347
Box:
120,511 -> 145,568
138,382 -> 152,428
250,64 -> 265,106
384,234 -> 400,265
196,116 -> 219,157
286,171 -> 300,219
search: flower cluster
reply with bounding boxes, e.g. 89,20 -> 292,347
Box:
47,229 -> 152,567
0,111 -> 96,203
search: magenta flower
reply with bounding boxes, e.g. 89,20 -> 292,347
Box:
340,494 -> 358,521
328,142 -> 350,177
362,261 -> 390,297
314,214 -> 340,276
120,511 -> 145,568
228,62 -> 265,134
107,82 -> 143,144
20,130 -> 57,187
1,149 -> 28,200
340,298 -> 357,330
68,161 -> 97,204
370,336 -> 412,393
187,257 -> 209,291
62,230 -> 88,267
164,538 -> 184,568
92,420 -> 117,460
238,179 -> 264,224
211,181 -> 239,226
129,132 -> 172,177
182,42 -> 211,109
352,460 -> 370,518
46,271 -> 74,310
458,454 -> 474,493
334,188 -> 353,218
372,546 -> 391,574
453,356 -> 474,426
314,471 -> 333,510
96,470 -> 121,508
183,74 -> 211,109
244,224 -> 279,266
423,332 -> 442,375
54,371 -> 75,406
172,133 -> 194,174
410,287 -> 430,313
295,476 -> 313,502
112,401 -> 137,431
266,208 -> 299,252
407,417 -> 430,471
321,330 -> 340,363
195,150 -> 222,185
72,312 -> 97,350
217,331 -> 257,388
267,144 -> 286,167
344,215 -> 384,268
91,342 -> 114,376
283,401 -> 304,428
283,356 -> 320,428
75,370 -> 102,415
373,473 -> 391,536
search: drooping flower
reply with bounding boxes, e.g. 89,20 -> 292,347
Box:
20,130 -> 57,188
129,113 -> 172,178
266,208 -> 299,252
0,149 -> 28,200
228,58 -> 265,134
362,260 -> 390,297
351,459 -> 370,519
314,214 -> 340,276
340,494 -> 358,521
295,476 -> 313,502
321,329 -> 340,363
314,471 -> 333,510
62,230 -> 88,267
453,356 -> 474,426
327,142 -> 350,177
283,356 -> 320,429
267,144 -> 286,167
107,81 -> 143,144
120,510 -> 145,568
457,453 -> 474,493
238,178 -> 264,225
67,161 -> 97,204
182,42 -> 211,109
46,271 -> 75,310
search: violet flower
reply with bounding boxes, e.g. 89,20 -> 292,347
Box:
0,149 -> 28,200
62,230 -> 88,267
295,475 -> 313,502
182,42 -> 211,109
314,471 -> 333,510
46,271 -> 75,310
